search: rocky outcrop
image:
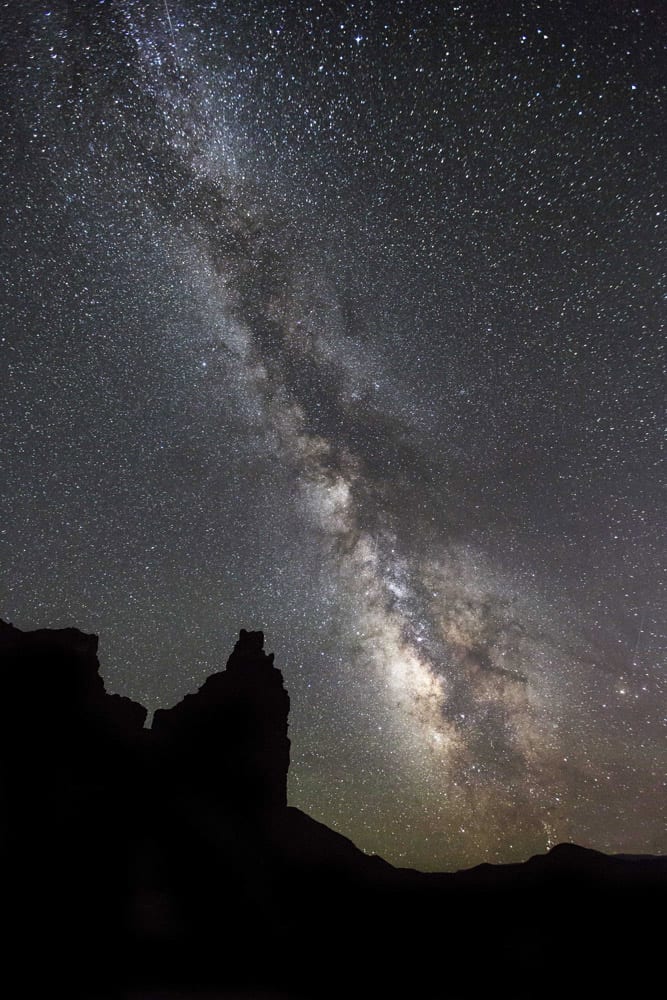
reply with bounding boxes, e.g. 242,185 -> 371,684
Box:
151,628 -> 290,815
0,619 -> 147,827
0,618 -> 147,731
0,622 -> 290,822
0,620 -> 149,991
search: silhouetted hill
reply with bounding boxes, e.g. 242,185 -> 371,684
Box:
0,620 -> 664,999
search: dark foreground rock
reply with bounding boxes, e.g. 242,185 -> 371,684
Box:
0,620 -> 664,999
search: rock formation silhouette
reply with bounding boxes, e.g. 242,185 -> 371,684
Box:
0,620 -> 664,999
152,628 -> 290,815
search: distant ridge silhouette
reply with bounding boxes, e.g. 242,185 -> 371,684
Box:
0,619 -> 664,999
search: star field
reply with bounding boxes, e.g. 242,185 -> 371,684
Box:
0,0 -> 664,869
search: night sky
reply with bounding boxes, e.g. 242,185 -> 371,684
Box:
1,0 -> 664,870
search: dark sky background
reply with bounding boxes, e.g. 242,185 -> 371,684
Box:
0,0 -> 664,870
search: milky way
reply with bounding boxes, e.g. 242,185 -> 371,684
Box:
0,1 -> 664,869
